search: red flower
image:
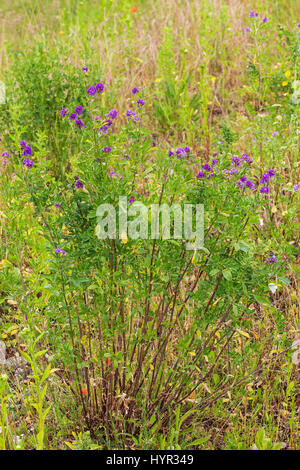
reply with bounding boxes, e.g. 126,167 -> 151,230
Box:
81,388 -> 87,396
131,4 -> 137,12
104,357 -> 111,369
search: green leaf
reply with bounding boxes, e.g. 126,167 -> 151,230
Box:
223,269 -> 232,281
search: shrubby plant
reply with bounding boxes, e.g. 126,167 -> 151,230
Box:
1,68 -> 293,442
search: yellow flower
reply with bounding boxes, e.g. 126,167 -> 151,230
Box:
285,70 -> 291,78
282,81 -> 288,87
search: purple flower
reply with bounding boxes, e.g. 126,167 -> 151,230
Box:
1,152 -> 9,158
249,11 -> 258,18
262,17 -> 268,23
103,146 -> 112,153
137,98 -> 145,108
232,156 -> 241,167
75,119 -> 86,129
245,180 -> 255,189
168,150 -> 174,157
129,197 -> 135,204
267,169 -> 276,177
20,140 -> 27,149
96,83 -> 104,94
56,248 -> 66,256
272,131 -> 279,137
240,176 -> 247,182
184,146 -> 191,153
293,184 -> 300,192
60,108 -> 67,117
75,180 -> 84,188
22,158 -> 34,168
197,171 -> 205,179
260,186 -> 270,194
87,86 -> 97,96
244,27 -> 252,33
207,173 -> 214,179
126,109 -> 136,117
176,148 -> 186,159
82,67 -> 88,72
266,255 -> 277,263
106,109 -> 118,119
99,119 -> 113,133
132,87 -> 140,94
109,171 -> 116,178
229,168 -> 239,175
260,173 -> 270,184
203,163 -> 211,171
75,105 -> 83,116
69,113 -> 77,121
23,146 -> 33,156
54,203 -> 61,208
211,159 -> 218,167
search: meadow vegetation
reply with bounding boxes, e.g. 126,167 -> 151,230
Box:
0,0 -> 299,450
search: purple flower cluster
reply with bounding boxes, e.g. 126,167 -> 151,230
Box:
232,156 -> 241,167
22,158 -> 34,168
109,170 -> 124,180
60,105 -> 86,129
99,119 -> 113,134
260,169 -> 275,184
75,105 -> 83,116
266,255 -> 277,263
137,98 -> 145,108
197,154 -> 218,180
106,109 -> 118,119
56,248 -> 66,256
132,87 -> 140,95
75,180 -> 84,189
126,109 -> 140,121
87,83 -> 104,96
169,146 -> 191,158
103,146 -> 112,153
237,175 -> 255,190
258,169 -> 276,193
75,119 -> 86,129
21,142 -> 33,156
293,184 -> 300,192
1,151 -> 9,166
